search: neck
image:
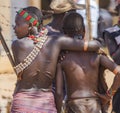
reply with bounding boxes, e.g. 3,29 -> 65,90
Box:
48,14 -> 64,32
28,27 -> 48,44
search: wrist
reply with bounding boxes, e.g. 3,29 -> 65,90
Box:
106,89 -> 117,98
84,41 -> 88,51
113,66 -> 120,75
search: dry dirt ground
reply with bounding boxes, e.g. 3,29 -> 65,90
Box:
0,56 -> 115,113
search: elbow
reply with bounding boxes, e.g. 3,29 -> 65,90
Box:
94,43 -> 100,51
113,58 -> 119,64
88,40 -> 100,51
112,56 -> 120,65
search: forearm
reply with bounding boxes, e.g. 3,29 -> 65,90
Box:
87,40 -> 100,52
55,94 -> 64,113
107,67 -> 120,97
55,63 -> 64,113
59,37 -> 100,52
100,55 -> 120,97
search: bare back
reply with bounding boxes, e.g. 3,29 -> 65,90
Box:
61,51 -> 101,99
12,34 -> 95,93
12,35 -> 62,93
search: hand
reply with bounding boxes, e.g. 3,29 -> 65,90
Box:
116,0 -> 120,4
95,92 -> 111,106
97,48 -> 107,56
58,51 -> 68,63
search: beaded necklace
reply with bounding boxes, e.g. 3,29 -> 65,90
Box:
28,27 -> 48,44
14,27 -> 48,80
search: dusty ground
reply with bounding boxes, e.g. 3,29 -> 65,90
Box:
0,56 -> 115,113
0,56 -> 16,113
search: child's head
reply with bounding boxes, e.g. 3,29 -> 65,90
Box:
62,12 -> 85,38
14,6 -> 43,39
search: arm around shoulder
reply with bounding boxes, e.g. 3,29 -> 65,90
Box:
57,36 -> 100,52
87,40 -> 100,52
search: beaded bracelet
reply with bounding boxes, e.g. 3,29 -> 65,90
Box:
84,41 -> 88,51
113,66 -> 120,75
106,89 -> 117,98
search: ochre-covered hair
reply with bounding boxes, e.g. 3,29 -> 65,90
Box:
17,6 -> 43,28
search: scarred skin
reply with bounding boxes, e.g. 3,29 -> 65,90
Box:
55,12 -> 120,113
55,51 -> 120,113
116,0 -> 120,4
12,12 -> 100,94
56,51 -> 120,98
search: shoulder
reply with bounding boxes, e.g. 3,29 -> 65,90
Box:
48,34 -> 69,41
12,38 -> 34,50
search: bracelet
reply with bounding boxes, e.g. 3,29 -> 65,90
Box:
106,90 -> 112,98
84,41 -> 88,51
106,89 -> 117,98
113,66 -> 120,75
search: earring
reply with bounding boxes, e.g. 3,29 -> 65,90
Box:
28,26 -> 32,30
28,26 -> 33,36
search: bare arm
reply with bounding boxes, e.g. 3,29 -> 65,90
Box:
55,63 -> 64,113
96,55 -> 120,105
100,55 -> 120,91
95,55 -> 120,106
56,35 -> 100,52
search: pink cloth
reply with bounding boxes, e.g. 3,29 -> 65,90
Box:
117,0 -> 120,4
11,90 -> 57,113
